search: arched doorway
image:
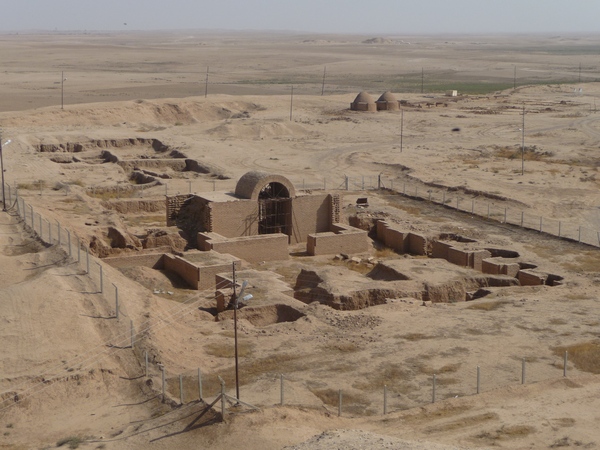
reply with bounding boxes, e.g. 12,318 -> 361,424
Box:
258,182 -> 292,237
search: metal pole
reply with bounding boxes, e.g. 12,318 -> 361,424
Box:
579,226 -> 582,243
48,220 -> 52,244
0,135 -> 5,212
321,66 -> 326,96
521,358 -> 526,384
99,263 -> 103,294
345,176 -> 349,191
57,221 -> 61,245
521,105 -> 525,176
521,211 -> 524,227
220,376 -> 225,420
558,221 -> 561,238
476,366 -> 480,394
564,351 -> 568,377
383,385 -> 387,415
432,374 -> 436,403
204,66 -> 209,98
198,368 -> 203,400
338,390 -> 342,417
161,366 -> 166,403
234,299 -> 239,401
130,319 -> 134,348
61,71 -> 64,109
280,374 -> 284,406
400,108 -> 404,153
179,374 -> 184,404
539,216 -> 543,232
114,284 -> 119,319
289,85 -> 294,121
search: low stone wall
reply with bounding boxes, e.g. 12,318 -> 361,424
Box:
102,199 -> 166,214
306,223 -> 369,256
103,253 -> 165,269
163,254 -> 201,289
198,232 -> 289,263
376,221 -> 427,255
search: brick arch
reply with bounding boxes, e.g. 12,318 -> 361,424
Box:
235,171 -> 296,200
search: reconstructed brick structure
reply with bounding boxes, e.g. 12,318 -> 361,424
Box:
168,171 -> 368,263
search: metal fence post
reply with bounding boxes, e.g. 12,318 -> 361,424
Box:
57,221 -> 61,246
179,374 -> 184,404
198,368 -> 203,400
383,385 -> 387,415
539,216 -> 543,232
130,319 -> 134,348
161,365 -> 166,403
558,221 -> 561,238
521,211 -> 524,227
67,229 -> 71,257
114,284 -> 119,318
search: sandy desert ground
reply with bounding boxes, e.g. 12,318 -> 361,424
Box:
1,32 -> 600,450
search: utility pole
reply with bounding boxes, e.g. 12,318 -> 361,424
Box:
0,131 -> 5,211
521,105 -> 525,176
61,72 -> 67,109
400,108 -> 404,153
204,66 -> 209,98
290,85 -> 294,121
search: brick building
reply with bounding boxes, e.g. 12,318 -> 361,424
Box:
167,171 -> 368,263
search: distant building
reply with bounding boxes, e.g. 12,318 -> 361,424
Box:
350,91 -> 377,112
376,91 -> 399,111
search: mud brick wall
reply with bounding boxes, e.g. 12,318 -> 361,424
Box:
376,221 -> 407,252
306,224 -> 369,256
432,241 -> 453,260
210,201 -> 259,238
199,232 -> 289,263
518,269 -> 548,286
447,247 -> 470,266
103,199 -> 166,215
482,259 -> 521,277
406,233 -> 427,256
103,253 -> 165,269
471,250 -> 492,272
166,194 -> 193,227
290,194 -> 332,244
163,254 -> 201,289
198,262 -> 241,291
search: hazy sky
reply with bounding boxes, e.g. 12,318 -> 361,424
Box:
2,0 -> 599,34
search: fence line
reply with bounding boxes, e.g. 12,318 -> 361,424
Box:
0,181 -> 594,420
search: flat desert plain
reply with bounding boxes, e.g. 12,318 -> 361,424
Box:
1,32 -> 600,450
